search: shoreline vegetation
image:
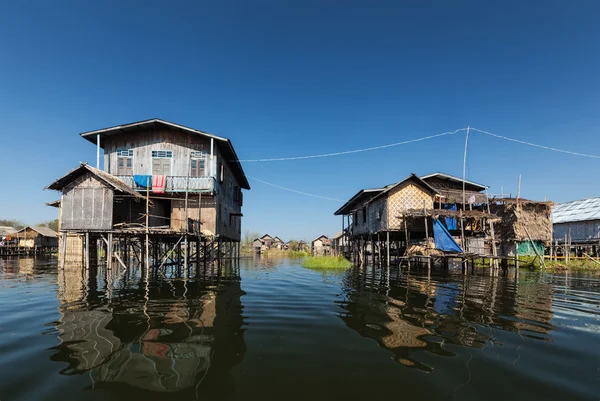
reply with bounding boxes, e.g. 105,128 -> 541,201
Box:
303,256 -> 352,269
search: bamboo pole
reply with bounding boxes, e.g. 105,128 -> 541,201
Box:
461,127 -> 469,252
485,190 -> 498,270
522,224 -> 545,270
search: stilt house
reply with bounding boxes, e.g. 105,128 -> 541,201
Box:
13,226 -> 59,249
552,197 -> 600,253
46,119 -> 250,266
334,172 -> 493,256
311,235 -> 331,256
489,198 -> 553,257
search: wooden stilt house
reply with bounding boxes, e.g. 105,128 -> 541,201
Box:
46,118 -> 250,267
335,172 -> 496,261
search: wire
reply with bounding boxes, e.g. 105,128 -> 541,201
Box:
246,175 -> 345,202
237,128 -> 467,162
470,127 -> 600,159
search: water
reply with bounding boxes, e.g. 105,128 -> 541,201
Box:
1,257 -> 599,400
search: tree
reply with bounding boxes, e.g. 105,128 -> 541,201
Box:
36,219 -> 59,232
242,230 -> 261,247
0,219 -> 25,229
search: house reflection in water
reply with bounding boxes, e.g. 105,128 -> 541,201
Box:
51,263 -> 245,398
339,268 -> 554,371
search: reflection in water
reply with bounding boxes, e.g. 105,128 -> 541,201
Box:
339,266 -> 554,370
51,262 -> 245,399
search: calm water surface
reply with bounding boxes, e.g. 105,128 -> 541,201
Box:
1,256 -> 599,400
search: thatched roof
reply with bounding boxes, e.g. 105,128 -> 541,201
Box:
490,200 -> 553,243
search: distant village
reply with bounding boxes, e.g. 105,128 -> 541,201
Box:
0,118 -> 599,270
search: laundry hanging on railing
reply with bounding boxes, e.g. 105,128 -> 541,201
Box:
433,218 -> 463,253
133,175 -> 152,188
152,175 -> 166,194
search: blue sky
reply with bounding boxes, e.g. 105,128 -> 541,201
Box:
1,0 -> 599,241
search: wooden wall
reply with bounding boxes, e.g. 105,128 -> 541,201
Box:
62,173 -> 113,231
104,129 -> 212,176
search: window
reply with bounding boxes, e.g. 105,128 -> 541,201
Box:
362,206 -> 367,223
152,150 -> 172,176
217,160 -> 224,183
116,149 -> 133,175
151,150 -> 172,158
191,151 -> 207,177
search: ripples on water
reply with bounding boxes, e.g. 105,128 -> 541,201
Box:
0,256 -> 599,400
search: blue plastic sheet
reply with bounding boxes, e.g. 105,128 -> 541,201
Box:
433,218 -> 463,253
443,204 -> 457,230
134,175 -> 152,188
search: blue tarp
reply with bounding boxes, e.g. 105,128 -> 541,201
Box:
433,218 -> 463,253
134,175 -> 152,188
443,204 -> 457,230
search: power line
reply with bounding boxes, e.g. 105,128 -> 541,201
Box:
237,128 -> 467,162
246,175 -> 345,202
470,127 -> 600,159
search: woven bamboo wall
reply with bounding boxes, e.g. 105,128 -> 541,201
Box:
387,182 -> 434,229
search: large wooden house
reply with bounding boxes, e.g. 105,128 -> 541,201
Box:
46,119 -> 250,266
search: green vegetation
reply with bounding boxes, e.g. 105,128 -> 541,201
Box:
302,256 -> 352,269
289,250 -> 310,258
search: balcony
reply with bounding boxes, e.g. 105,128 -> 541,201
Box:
114,176 -> 216,193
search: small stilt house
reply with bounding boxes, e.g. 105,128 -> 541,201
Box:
13,226 -> 59,249
311,235 -> 331,256
490,198 -> 553,257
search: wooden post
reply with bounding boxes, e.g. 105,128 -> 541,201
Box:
514,240 -> 520,274
145,183 -> 150,269
371,235 -> 375,267
423,201 -> 431,274
386,231 -> 390,268
460,209 -> 466,253
403,210 -> 409,256
107,232 -> 113,270
60,232 -> 67,269
85,232 -> 90,270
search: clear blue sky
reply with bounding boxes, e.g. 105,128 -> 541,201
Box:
1,0 -> 599,241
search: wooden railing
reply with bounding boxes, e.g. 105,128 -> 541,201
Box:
115,176 -> 216,192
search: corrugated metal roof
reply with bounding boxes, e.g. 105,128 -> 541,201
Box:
552,197 -> 600,224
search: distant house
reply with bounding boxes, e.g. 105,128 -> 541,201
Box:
253,234 -> 284,253
253,238 -> 265,253
331,231 -> 348,255
259,234 -> 274,248
552,197 -> 600,251
0,226 -> 18,246
311,235 -> 331,256
13,226 -> 59,249
0,226 -> 17,238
